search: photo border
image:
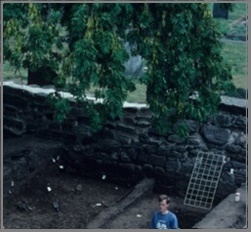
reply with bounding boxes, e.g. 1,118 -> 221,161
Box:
0,0 -> 249,230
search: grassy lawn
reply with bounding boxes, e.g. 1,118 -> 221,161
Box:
3,61 -> 28,81
3,3 -> 247,103
222,41 -> 247,89
212,3 -> 247,37
3,39 -> 247,103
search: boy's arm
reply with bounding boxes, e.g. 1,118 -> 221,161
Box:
171,215 -> 179,229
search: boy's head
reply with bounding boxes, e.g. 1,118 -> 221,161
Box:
158,194 -> 170,213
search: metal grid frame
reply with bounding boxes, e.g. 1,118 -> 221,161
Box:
184,151 -> 226,210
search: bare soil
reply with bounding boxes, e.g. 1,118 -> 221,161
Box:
3,135 -> 208,229
4,163 -> 208,229
104,193 -> 209,229
3,165 -> 128,229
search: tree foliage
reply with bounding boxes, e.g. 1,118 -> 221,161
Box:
3,3 -> 235,135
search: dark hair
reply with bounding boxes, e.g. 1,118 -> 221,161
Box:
158,194 -> 171,204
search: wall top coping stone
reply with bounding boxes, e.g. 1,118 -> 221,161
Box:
3,80 -> 247,110
3,81 -> 148,109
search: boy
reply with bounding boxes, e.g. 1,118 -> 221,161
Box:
151,195 -> 179,229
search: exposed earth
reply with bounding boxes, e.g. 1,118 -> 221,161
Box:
3,154 -> 208,229
3,137 -> 208,229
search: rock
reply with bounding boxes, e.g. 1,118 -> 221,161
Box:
146,137 -> 162,146
110,152 -> 119,160
192,145 -> 208,151
138,133 -> 150,143
165,159 -> 181,173
174,120 -> 200,134
148,155 -> 166,167
75,184 -> 83,191
148,127 -> 165,137
117,134 -> 132,146
226,144 -> 242,154
214,113 -> 232,127
137,120 -> 151,128
52,200 -> 60,212
193,186 -> 246,229
117,123 -> 135,134
101,139 -> 121,148
124,107 -> 138,115
167,134 -> 185,144
122,117 -> 135,126
154,166 -> 166,176
86,178 -> 155,229
17,200 -> 30,211
234,170 -> 246,186
138,152 -> 149,163
227,131 -> 240,144
187,134 -> 203,145
143,164 -> 154,177
133,166 -> 145,183
143,144 -> 157,154
236,132 -> 246,148
226,151 -> 246,163
231,161 -> 246,170
175,145 -> 187,153
96,152 -> 108,160
186,120 -> 201,133
171,151 -> 184,160
157,144 -> 172,156
234,116 -> 246,129
118,163 -> 135,176
202,125 -> 230,145
215,177 -> 236,203
188,149 -> 201,157
137,108 -> 152,117
10,149 -> 31,160
127,149 -> 138,161
120,152 -> 131,162
4,117 -> 26,136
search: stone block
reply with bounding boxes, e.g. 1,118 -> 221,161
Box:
167,134 -> 185,144
157,144 -> 173,156
154,166 -> 166,176
143,164 -> 154,177
148,155 -> 166,167
226,144 -> 242,154
165,159 -> 181,173
120,152 -> 131,162
138,152 -> 149,163
143,144 -> 157,154
117,123 -> 136,134
202,124 -> 230,145
118,163 -> 135,176
213,113 -> 232,127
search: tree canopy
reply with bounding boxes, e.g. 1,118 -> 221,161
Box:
3,3 -> 235,136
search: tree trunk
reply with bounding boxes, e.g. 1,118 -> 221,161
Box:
27,66 -> 57,86
213,4 -> 229,20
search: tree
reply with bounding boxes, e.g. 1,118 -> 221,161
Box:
3,3 -> 235,136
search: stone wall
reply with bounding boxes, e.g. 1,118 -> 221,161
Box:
3,81 -> 247,205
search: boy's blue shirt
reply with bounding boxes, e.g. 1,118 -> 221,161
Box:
151,211 -> 179,229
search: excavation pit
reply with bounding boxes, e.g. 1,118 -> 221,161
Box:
4,158 -> 208,229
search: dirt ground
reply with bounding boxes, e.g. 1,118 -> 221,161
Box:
3,134 -> 209,229
104,193 -> 208,229
4,162 -> 208,229
3,165 -> 128,229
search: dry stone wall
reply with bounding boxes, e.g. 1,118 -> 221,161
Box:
3,81 -> 247,205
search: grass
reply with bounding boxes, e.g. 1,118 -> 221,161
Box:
3,61 -> 27,81
213,3 -> 247,37
222,41 -> 247,89
3,40 -> 247,103
3,3 -> 247,103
